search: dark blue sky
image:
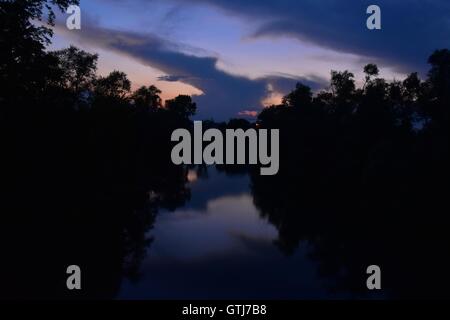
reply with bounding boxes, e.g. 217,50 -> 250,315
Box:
53,0 -> 450,120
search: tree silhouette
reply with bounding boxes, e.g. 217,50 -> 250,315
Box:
363,63 -> 379,89
249,51 -> 450,298
282,82 -> 313,109
0,0 -> 80,102
426,49 -> 450,126
165,94 -> 197,119
1,1 -> 193,299
51,46 -> 98,94
131,85 -> 162,112
94,71 -> 131,100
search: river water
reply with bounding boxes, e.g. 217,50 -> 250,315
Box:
118,167 -> 372,299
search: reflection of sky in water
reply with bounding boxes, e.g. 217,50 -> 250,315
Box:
118,168 -> 371,299
151,193 -> 277,259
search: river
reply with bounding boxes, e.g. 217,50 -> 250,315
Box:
118,167 -> 375,299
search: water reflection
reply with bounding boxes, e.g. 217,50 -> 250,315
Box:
118,168 -> 374,299
2,160 -> 449,299
149,194 -> 276,259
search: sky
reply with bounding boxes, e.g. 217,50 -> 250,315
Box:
51,0 -> 450,120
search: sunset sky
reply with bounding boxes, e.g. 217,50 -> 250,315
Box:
51,0 -> 450,120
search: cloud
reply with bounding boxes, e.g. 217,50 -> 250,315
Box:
156,75 -> 193,82
163,0 -> 450,74
238,110 -> 259,118
56,20 -> 325,120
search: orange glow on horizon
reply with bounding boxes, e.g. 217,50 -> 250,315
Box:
262,92 -> 283,107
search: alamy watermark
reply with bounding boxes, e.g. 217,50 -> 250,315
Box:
66,5 -> 81,30
366,265 -> 381,290
64,5 -> 380,32
66,265 -> 81,290
367,5 -> 381,30
171,121 -> 279,176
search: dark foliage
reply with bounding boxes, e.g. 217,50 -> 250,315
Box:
250,56 -> 450,298
1,1 -> 192,299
